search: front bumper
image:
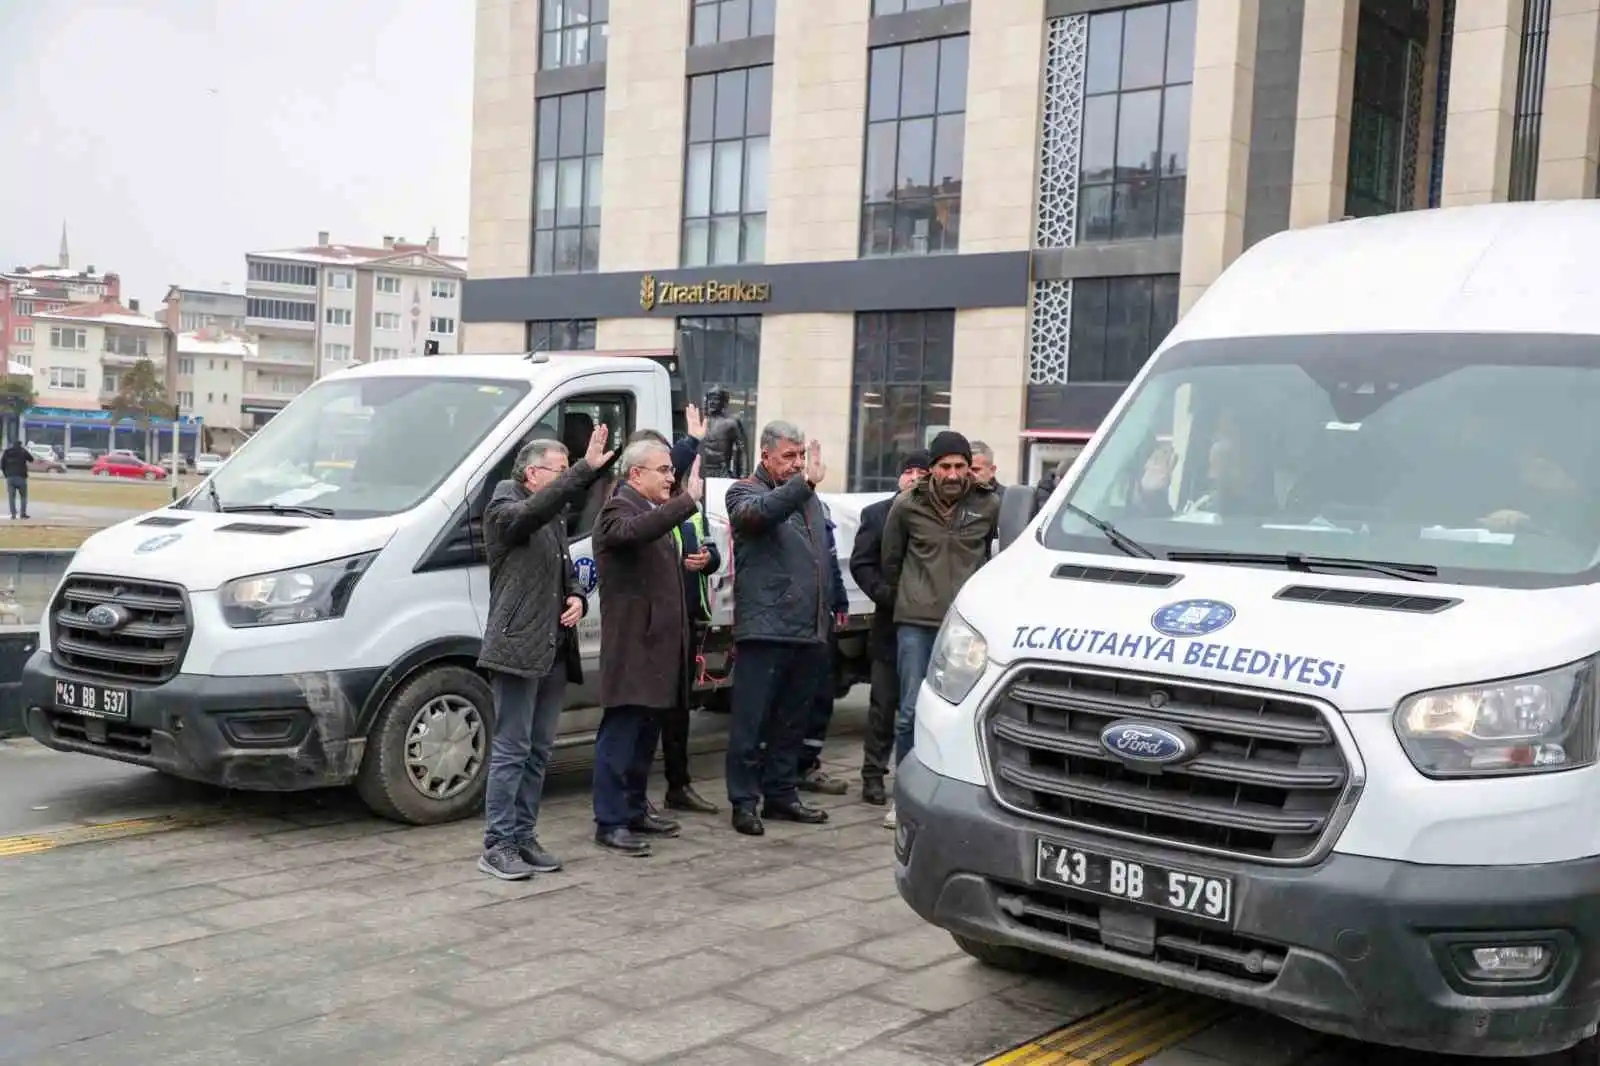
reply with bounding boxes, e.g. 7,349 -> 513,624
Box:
894,754 -> 1600,1058
20,651 -> 382,791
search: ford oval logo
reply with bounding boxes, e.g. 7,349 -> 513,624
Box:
1100,720 -> 1195,765
135,533 -> 183,554
1151,598 -> 1236,638
84,604 -> 126,631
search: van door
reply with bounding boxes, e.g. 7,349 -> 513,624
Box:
460,375 -> 639,733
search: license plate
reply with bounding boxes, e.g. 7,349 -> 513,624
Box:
53,679 -> 130,720
1036,838 -> 1233,925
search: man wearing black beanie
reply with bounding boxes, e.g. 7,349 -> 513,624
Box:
879,430 -> 1000,828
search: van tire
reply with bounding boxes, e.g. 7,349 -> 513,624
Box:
952,934 -> 1059,975
355,664 -> 495,826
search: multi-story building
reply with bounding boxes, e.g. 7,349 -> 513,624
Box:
241,231 -> 468,428
156,284 -> 247,335
463,0 -> 1593,487
172,329 -> 250,452
2,227 -> 122,370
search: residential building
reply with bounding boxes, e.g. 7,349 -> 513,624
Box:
242,230 -> 468,428
173,329 -> 250,452
463,0 -> 1591,487
2,226 -> 122,370
156,284 -> 247,335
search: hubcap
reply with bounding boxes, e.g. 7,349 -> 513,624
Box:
402,694 -> 485,801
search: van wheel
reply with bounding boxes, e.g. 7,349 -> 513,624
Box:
952,934 -> 1059,975
355,665 -> 495,825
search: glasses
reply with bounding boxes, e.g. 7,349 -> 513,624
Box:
531,465 -> 567,475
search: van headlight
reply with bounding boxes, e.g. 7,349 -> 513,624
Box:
1394,658 -> 1597,778
927,611 -> 989,705
220,552 -> 377,628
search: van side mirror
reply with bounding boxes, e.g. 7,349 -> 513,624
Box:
998,484 -> 1040,552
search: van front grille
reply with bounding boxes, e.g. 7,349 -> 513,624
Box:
50,574 -> 191,684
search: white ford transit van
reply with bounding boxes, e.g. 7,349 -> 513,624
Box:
896,201 -> 1600,1060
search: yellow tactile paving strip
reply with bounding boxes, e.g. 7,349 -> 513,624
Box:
0,813 -> 209,857
979,989 -> 1236,1066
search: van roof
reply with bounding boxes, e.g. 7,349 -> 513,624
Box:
325,350 -> 672,383
1172,201 -> 1600,345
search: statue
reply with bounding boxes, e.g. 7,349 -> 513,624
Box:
698,386 -> 747,479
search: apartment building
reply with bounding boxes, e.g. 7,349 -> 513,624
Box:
1,244 -> 123,371
463,0 -> 1593,487
156,285 -> 247,335
172,329 -> 250,451
242,231 -> 468,428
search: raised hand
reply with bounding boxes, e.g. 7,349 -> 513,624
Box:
584,424 -> 615,468
685,456 -> 704,502
685,403 -> 706,439
804,440 -> 826,486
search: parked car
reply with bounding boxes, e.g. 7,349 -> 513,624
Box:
27,455 -> 66,474
90,454 -> 168,481
63,448 -> 94,470
157,453 -> 194,474
194,453 -> 224,475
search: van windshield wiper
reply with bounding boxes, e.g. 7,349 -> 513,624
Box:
1061,502 -> 1157,560
1163,549 -> 1437,582
217,502 -> 336,519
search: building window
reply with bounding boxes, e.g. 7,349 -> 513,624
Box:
1065,275 -> 1179,383
327,272 -> 353,290
1078,0 -> 1196,243
372,347 -> 400,362
246,297 -> 316,322
873,0 -> 959,13
103,372 -> 119,394
177,357 -> 195,375
13,326 -> 31,344
325,307 -> 353,327
677,316 -> 761,448
862,35 -> 968,257
692,0 -> 775,44
429,316 -> 457,335
105,333 -> 148,357
1346,3 -> 1429,217
13,301 -> 33,316
526,319 -> 597,352
430,279 -> 458,299
376,275 -> 401,295
534,89 -> 605,275
48,366 -> 87,390
375,312 -> 401,331
176,391 -> 194,409
324,343 -> 352,363
1509,0 -> 1553,202
542,0 -> 608,69
49,327 -> 87,350
247,261 -> 317,286
848,311 -> 954,492
13,353 -> 30,369
683,67 -> 772,266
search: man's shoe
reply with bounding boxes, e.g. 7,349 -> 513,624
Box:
732,807 -> 765,836
478,842 -> 536,881
629,812 -> 681,838
799,769 -> 849,796
762,800 -> 830,825
594,826 -> 652,856
664,785 -> 719,814
883,802 -> 898,830
515,837 -> 563,873
861,778 -> 888,806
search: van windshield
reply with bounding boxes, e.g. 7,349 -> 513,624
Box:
188,375 -> 528,519
1045,333 -> 1600,589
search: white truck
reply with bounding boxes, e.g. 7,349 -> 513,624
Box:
896,201 -> 1600,1061
17,351 -> 885,825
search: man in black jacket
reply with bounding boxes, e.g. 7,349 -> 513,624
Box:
723,420 -> 832,836
1,441 -> 31,520
475,426 -> 612,881
849,450 -> 929,807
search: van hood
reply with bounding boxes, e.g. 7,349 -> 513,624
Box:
965,542 -> 1597,712
69,508 -> 401,591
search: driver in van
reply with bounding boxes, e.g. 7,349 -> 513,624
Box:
1478,448 -> 1592,536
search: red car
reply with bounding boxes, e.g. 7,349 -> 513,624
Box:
90,454 -> 169,481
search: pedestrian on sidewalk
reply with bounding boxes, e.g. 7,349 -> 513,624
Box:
591,442 -> 703,856
796,501 -> 851,797
476,427 -> 612,881
723,422 -> 833,836
850,450 -> 929,810
2,440 -> 31,521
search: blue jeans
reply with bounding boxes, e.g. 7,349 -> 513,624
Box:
483,669 -> 567,850
6,476 -> 26,518
894,624 -> 939,766
593,705 -> 662,830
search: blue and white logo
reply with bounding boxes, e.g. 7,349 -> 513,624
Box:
134,533 -> 183,555
84,603 -> 129,631
1151,598 -> 1235,638
573,556 -> 598,595
1099,720 -> 1194,765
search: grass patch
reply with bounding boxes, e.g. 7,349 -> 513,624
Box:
0,525 -> 91,550
24,475 -> 194,510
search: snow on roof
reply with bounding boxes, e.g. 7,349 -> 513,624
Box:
31,299 -> 165,329
177,330 -> 254,357
249,244 -> 467,273
7,360 -> 29,376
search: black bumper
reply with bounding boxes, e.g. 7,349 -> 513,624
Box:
893,754 -> 1600,1058
19,650 -> 382,791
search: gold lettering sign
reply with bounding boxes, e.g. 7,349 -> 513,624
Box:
638,273 -> 771,312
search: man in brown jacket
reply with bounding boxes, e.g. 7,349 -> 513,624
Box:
591,440 -> 703,856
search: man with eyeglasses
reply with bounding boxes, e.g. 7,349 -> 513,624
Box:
476,426 -> 614,881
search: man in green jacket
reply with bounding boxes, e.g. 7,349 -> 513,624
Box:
880,431 -> 1000,776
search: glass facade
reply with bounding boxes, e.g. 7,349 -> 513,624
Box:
872,0 -> 961,14
526,319 -> 597,352
692,0 -> 775,44
1346,0 -> 1430,218
542,0 -> 608,69
533,89 -> 605,275
683,67 -> 772,266
849,311 -> 954,492
677,316 -> 761,451
861,35 -> 968,257
1078,1 -> 1196,243
1066,275 -> 1179,383
1509,0 -> 1553,202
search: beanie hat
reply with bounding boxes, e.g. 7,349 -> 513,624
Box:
901,450 -> 932,473
926,431 -> 972,466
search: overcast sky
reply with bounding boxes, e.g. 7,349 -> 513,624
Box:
0,0 -> 474,312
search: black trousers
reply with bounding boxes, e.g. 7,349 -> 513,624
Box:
726,639 -> 826,810
861,656 -> 899,784
656,624 -> 704,790
798,639 -> 837,776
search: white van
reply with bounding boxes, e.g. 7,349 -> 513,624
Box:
896,201 -> 1600,1060
19,352 -> 882,825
